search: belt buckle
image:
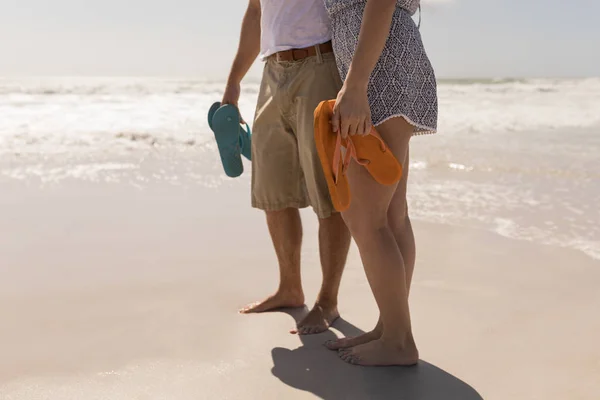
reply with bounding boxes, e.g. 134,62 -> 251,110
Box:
292,49 -> 309,61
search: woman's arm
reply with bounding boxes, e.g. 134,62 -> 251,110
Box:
333,0 -> 398,137
346,0 -> 397,89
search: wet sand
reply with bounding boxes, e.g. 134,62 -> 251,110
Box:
1,181 -> 599,399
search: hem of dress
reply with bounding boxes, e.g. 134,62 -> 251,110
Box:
374,113 -> 437,136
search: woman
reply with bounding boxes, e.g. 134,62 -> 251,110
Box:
323,0 -> 438,366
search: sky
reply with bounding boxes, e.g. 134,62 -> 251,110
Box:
1,0 -> 599,79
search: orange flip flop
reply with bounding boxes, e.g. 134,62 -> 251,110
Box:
352,127 -> 403,186
314,100 -> 403,212
314,100 -> 352,212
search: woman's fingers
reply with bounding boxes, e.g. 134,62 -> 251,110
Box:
340,114 -> 351,139
355,118 -> 366,136
353,118 -> 362,136
332,105 -> 341,134
363,118 -> 372,136
335,104 -> 371,137
341,116 -> 372,137
347,116 -> 369,136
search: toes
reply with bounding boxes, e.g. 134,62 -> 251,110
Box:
338,348 -> 351,358
338,350 -> 360,365
295,325 -> 327,335
239,302 -> 264,313
300,326 -> 315,335
309,326 -> 326,335
349,355 -> 360,365
303,327 -> 315,335
292,326 -> 309,335
339,350 -> 353,363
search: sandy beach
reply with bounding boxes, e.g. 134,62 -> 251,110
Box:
2,0 -> 600,393
1,176 -> 599,400
1,76 -> 599,399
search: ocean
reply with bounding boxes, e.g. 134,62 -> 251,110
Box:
1,77 -> 599,260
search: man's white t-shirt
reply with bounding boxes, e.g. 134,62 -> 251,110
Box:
259,0 -> 331,60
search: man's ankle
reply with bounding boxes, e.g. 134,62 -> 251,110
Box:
277,284 -> 304,298
314,295 -> 338,310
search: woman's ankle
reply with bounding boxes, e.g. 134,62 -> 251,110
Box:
381,329 -> 417,350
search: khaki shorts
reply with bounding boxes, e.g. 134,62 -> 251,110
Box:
251,52 -> 343,219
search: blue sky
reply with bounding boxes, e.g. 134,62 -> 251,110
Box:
1,0 -> 599,78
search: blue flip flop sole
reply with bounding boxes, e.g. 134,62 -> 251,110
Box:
208,102 -> 221,131
211,105 -> 244,178
239,123 -> 252,161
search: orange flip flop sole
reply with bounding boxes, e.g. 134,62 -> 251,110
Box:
314,100 -> 351,212
352,128 -> 403,186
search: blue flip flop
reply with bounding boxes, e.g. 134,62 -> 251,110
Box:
239,121 -> 252,161
208,102 -> 221,131
209,102 -> 252,161
208,102 -> 252,178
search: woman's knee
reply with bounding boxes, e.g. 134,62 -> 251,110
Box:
388,200 -> 409,222
342,210 -> 389,241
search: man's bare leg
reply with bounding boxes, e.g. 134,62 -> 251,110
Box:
293,213 -> 351,335
240,208 -> 305,313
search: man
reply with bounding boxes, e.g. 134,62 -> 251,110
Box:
222,0 -> 352,334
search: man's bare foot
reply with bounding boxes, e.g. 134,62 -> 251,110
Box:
338,338 -> 419,367
239,290 -> 305,314
290,303 -> 340,335
324,326 -> 382,350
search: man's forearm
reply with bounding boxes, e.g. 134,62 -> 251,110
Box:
227,2 -> 261,85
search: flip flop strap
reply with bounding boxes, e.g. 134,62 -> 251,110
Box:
368,128 -> 388,152
332,134 -> 343,184
332,134 -> 370,185
347,139 -> 371,168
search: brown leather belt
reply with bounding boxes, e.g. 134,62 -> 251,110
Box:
270,41 -> 334,62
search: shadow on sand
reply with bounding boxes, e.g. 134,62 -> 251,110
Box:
271,309 -> 484,400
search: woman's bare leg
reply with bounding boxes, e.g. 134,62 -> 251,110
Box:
389,147 -> 416,293
336,117 -> 418,366
326,124 -> 415,352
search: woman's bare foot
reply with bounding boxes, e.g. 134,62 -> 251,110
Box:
324,323 -> 383,350
239,289 -> 304,314
291,303 -> 340,335
338,338 -> 419,367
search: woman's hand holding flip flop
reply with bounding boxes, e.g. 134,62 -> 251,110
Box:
331,82 -> 372,138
